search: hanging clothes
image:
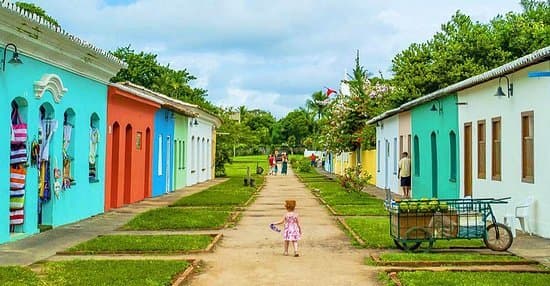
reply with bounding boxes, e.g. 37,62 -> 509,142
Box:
89,127 -> 99,180
39,119 -> 58,162
9,105 -> 28,226
62,124 -> 73,190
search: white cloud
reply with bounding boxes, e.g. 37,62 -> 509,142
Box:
25,0 -> 523,118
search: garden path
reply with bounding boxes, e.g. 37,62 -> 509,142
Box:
189,167 -> 378,285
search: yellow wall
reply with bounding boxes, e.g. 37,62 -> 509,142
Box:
361,150 -> 377,185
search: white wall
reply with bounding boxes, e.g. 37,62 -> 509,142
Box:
187,118 -> 214,186
457,61 -> 550,238
375,115 -> 399,194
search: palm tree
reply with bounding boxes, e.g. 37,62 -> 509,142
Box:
305,90 -> 328,120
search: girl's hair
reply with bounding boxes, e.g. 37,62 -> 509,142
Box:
285,200 -> 296,211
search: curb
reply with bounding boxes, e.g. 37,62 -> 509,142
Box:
336,217 -> 365,246
172,259 -> 199,286
369,253 -> 540,267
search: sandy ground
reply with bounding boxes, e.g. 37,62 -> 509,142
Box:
188,167 -> 378,286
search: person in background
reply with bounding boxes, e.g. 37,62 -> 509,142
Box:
310,153 -> 316,167
268,154 -> 275,175
281,153 -> 288,175
398,152 -> 411,198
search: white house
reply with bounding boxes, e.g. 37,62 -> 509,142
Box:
457,47 -> 550,238
374,112 -> 400,194
186,108 -> 221,186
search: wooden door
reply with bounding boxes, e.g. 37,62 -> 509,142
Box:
464,123 -> 473,197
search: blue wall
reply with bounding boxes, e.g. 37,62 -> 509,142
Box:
152,108 -> 175,197
0,53 -> 107,243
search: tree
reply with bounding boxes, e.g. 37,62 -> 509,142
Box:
16,2 -> 59,27
111,46 -> 216,111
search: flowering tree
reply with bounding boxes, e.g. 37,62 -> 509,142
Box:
320,52 -> 394,153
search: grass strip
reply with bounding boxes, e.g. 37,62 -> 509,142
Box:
65,234 -> 213,254
331,203 -> 387,216
0,266 -> 41,286
121,207 -> 230,230
378,252 -> 524,262
42,260 -> 190,286
392,271 -> 550,286
171,178 -> 256,207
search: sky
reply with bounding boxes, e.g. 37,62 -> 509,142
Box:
26,0 -> 523,118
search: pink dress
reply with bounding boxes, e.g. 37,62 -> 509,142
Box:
283,212 -> 301,241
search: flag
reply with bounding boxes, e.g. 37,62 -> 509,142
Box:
325,87 -> 337,97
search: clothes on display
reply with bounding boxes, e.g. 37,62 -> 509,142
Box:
62,124 -> 73,189
89,127 -> 99,180
9,105 -> 28,227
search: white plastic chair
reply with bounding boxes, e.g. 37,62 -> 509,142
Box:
504,196 -> 535,237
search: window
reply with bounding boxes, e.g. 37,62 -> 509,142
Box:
157,135 -> 163,176
63,109 -> 76,186
89,113 -> 100,182
477,120 -> 486,179
491,117 -> 501,181
180,140 -> 185,169
413,135 -> 420,176
408,134 -> 411,154
399,135 -> 404,157
449,131 -> 457,181
393,137 -> 398,174
521,111 -> 534,183
377,140 -> 380,172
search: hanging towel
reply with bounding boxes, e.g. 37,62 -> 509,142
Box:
10,142 -> 27,164
63,124 -> 72,159
9,209 -> 24,225
10,166 -> 26,190
10,196 -> 25,210
39,119 -> 58,161
11,108 -> 27,143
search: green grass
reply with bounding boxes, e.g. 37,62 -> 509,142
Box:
66,234 -> 214,254
388,272 -> 550,286
42,260 -> 190,286
378,252 -> 525,262
0,266 -> 41,286
345,217 -> 485,249
122,207 -> 230,230
171,177 -> 256,207
331,202 -> 386,216
298,172 -> 379,205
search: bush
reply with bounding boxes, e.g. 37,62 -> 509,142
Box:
296,158 -> 313,173
338,166 -> 372,193
290,157 -> 297,165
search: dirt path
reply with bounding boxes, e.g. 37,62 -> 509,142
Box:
189,167 -> 378,285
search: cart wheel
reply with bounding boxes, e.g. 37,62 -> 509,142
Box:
393,239 -> 421,251
484,223 -> 513,251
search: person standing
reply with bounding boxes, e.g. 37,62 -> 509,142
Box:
310,153 -> 316,167
398,152 -> 411,198
268,154 -> 275,175
281,154 -> 288,175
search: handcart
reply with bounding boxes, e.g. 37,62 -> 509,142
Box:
387,197 -> 513,251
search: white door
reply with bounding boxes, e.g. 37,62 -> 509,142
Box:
165,136 -> 171,193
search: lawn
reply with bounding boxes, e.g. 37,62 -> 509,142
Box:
65,234 -> 214,254
383,271 -> 550,286
121,207 -> 230,230
297,171 -> 378,205
171,177 -> 256,207
42,260 -> 190,286
344,217 -> 485,249
0,266 -> 41,286
331,202 -> 386,216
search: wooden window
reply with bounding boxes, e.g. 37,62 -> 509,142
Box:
413,135 -> 420,176
449,131 -> 457,181
377,140 -> 380,172
491,117 -> 501,181
393,137 -> 398,174
407,134 -> 411,154
399,135 -> 404,156
521,111 -> 534,183
477,120 -> 486,179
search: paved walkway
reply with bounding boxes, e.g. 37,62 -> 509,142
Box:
189,167 -> 377,285
0,179 -> 228,266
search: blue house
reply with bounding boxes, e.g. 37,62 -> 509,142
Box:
0,5 -> 124,243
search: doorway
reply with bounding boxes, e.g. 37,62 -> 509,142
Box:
123,125 -> 133,204
110,122 -> 120,209
430,132 -> 438,197
384,139 -> 390,189
464,123 -> 473,197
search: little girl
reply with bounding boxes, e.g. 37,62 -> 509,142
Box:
272,200 -> 302,256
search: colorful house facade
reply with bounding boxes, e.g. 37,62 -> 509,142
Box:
104,84 -> 162,211
0,5 -> 124,243
186,109 -> 221,186
374,114 -> 399,193
456,47 -> 550,238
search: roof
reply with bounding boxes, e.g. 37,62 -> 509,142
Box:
117,82 -> 198,118
0,1 -> 126,83
367,45 -> 550,125
109,83 -> 164,105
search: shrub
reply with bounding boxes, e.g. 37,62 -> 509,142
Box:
338,166 -> 372,193
296,157 -> 313,172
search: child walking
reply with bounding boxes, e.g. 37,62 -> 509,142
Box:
272,200 -> 302,257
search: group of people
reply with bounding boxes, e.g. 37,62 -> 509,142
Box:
268,152 -> 288,176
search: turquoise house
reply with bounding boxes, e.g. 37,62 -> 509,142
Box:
409,95 -> 459,199
0,5 -> 124,243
